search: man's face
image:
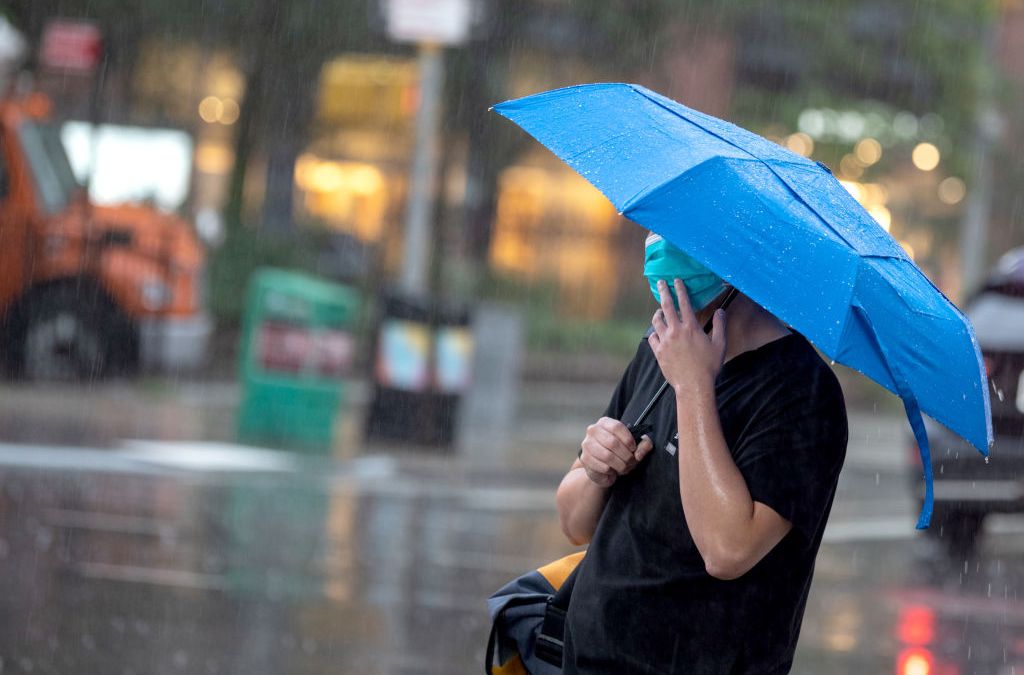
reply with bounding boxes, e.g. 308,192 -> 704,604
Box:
643,231 -> 733,327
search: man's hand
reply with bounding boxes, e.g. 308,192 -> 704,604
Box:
580,417 -> 654,487
648,278 -> 728,395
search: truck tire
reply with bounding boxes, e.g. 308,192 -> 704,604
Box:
16,283 -> 129,382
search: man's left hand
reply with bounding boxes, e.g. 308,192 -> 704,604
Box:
648,278 -> 727,395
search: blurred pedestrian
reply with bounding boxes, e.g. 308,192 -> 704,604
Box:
555,233 -> 848,674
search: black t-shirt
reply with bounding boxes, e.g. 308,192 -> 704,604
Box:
563,331 -> 848,675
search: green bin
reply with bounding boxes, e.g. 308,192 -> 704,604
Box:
237,268 -> 359,452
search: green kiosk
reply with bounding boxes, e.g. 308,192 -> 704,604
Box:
237,268 -> 359,452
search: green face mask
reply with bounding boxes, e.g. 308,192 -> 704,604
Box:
643,233 -> 726,311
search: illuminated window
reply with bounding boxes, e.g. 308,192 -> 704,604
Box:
294,154 -> 389,241
490,154 -> 624,318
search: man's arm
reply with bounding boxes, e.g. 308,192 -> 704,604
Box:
648,279 -> 791,580
556,459 -> 613,546
674,383 -> 792,580
556,417 -> 653,545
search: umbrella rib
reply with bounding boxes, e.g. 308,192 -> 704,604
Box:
562,130 -> 636,163
625,86 -> 797,160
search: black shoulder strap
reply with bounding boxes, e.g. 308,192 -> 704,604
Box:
551,564 -> 579,610
486,593 -> 555,674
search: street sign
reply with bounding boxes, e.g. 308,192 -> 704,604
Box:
40,20 -> 102,72
385,0 -> 472,46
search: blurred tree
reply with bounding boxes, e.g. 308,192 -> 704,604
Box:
446,0 -> 994,297
4,0 -> 998,294
7,0 -> 372,234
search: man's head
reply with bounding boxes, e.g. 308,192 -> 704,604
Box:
643,232 -> 729,324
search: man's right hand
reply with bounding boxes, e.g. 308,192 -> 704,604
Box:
579,417 -> 654,488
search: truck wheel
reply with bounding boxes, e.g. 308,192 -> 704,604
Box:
20,284 -> 114,381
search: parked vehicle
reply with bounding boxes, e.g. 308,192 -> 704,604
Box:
0,93 -> 210,380
911,248 -> 1024,555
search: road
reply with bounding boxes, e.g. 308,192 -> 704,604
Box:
0,381 -> 1018,674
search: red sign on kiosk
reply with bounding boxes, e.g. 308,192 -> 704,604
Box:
258,321 -> 355,377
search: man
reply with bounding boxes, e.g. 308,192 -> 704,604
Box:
555,234 -> 848,674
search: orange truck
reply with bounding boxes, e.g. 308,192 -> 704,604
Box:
0,93 -> 211,380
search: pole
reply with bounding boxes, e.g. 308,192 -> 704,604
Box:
85,37 -> 108,209
959,115 -> 995,300
400,42 -> 444,296
959,19 -> 1000,301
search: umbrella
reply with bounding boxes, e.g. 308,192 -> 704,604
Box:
493,83 -> 993,529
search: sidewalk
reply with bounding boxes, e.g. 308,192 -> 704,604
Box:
0,376 -> 909,474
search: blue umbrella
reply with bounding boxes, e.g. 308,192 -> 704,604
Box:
493,83 -> 993,529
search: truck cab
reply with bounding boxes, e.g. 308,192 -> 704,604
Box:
0,93 -> 211,380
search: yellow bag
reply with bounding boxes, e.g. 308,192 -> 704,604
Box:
485,551 -> 585,674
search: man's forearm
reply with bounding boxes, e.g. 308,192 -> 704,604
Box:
556,464 -> 611,545
675,383 -> 759,573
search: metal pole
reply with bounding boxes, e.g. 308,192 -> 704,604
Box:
959,20 -> 1000,301
400,42 -> 444,296
959,116 -> 995,300
85,37 -> 108,212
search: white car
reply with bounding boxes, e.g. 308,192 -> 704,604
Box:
912,248 -> 1024,555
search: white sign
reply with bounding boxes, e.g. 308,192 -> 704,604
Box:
386,0 -> 472,45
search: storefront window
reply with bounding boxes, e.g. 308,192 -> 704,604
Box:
491,154 -> 623,318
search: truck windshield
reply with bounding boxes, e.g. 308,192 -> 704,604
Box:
18,120 -> 80,214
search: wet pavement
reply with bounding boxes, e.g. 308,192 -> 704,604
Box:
0,382 -> 1021,674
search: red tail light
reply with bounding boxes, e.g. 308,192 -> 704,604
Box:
895,605 -> 959,675
897,606 -> 934,646
897,647 -> 933,675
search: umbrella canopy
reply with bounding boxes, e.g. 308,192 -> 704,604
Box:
494,83 -> 993,528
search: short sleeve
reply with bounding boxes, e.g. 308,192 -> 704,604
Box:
734,368 -> 848,543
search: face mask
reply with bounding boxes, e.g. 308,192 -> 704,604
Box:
644,233 -> 726,312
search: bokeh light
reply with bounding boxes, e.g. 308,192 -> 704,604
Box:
896,647 -> 933,675
854,138 -> 882,165
839,154 -> 864,178
220,98 -> 240,124
937,176 -> 966,205
785,132 -> 814,157
198,96 -> 223,124
868,205 -> 892,231
839,180 -> 862,201
861,182 -> 888,205
912,143 -> 940,171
